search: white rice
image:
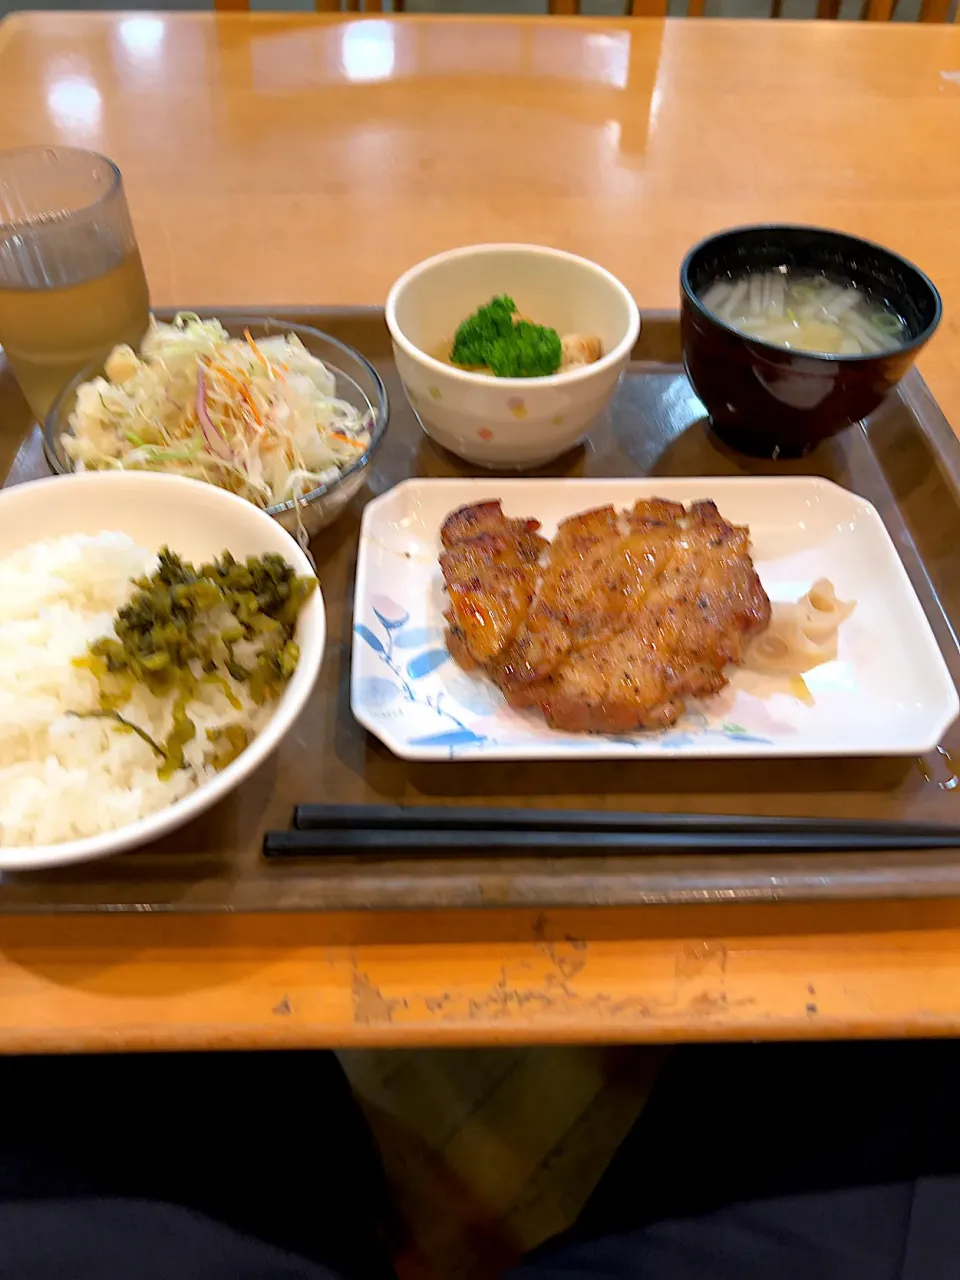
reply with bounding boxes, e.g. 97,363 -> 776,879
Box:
0,532 -> 269,848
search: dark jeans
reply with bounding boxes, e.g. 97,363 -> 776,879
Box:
508,1040 -> 960,1279
3,1042 -> 960,1279
0,1049 -> 396,1280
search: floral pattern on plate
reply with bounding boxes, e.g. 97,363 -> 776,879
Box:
353,591 -> 777,760
351,477 -> 959,762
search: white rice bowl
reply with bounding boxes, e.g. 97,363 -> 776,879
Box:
0,472 -> 325,871
0,531 -> 275,846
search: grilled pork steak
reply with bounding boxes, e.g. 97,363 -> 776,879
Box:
440,498 -> 770,734
439,500 -> 548,669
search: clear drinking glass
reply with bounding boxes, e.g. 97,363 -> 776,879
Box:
0,146 -> 150,421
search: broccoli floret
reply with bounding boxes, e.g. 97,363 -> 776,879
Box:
451,295 -> 516,367
486,320 -> 562,378
450,296 -> 562,378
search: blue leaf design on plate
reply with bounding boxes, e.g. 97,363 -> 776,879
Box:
354,676 -> 400,710
446,672 -> 502,715
354,624 -> 386,656
408,729 -> 485,747
371,594 -> 409,630
394,626 -> 442,650
406,649 -> 450,679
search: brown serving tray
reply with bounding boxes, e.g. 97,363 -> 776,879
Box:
2,307 -> 960,912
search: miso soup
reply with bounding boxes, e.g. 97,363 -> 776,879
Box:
699,269 -> 905,356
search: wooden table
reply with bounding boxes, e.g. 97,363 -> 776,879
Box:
3,10 -> 960,1051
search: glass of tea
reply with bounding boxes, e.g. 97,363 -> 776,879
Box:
0,146 -> 150,421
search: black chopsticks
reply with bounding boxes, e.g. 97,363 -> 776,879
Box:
261,805 -> 960,859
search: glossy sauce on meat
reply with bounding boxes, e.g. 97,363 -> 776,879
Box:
439,499 -> 771,734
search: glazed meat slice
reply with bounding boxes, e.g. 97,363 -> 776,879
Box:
496,505 -> 623,694
438,497 -> 771,734
440,500 -> 542,550
440,501 -> 547,668
626,497 -> 688,529
497,501 -> 695,701
529,502 -> 771,732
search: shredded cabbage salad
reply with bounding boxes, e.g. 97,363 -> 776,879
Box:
64,314 -> 372,507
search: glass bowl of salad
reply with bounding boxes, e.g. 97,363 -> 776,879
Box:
43,313 -> 389,540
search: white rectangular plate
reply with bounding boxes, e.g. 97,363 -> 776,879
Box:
351,477 -> 959,761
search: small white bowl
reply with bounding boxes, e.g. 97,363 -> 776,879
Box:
386,244 -> 641,469
0,471 -> 325,871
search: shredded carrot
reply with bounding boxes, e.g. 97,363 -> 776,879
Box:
330,431 -> 363,448
210,362 -> 263,427
244,329 -> 272,373
244,329 -> 285,382
211,363 -> 245,393
238,384 -> 263,427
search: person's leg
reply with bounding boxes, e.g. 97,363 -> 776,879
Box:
0,1049 -> 397,1280
507,1040 -> 960,1279
0,1198 -> 348,1279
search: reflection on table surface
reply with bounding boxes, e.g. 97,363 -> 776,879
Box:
0,12 -> 958,427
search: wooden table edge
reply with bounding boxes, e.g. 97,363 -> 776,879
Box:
3,903 -> 960,1051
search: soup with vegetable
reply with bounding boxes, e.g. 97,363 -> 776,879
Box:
699,270 -> 905,356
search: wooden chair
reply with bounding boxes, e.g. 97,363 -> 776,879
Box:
215,0 -> 403,11
548,0 -> 955,17
214,0 -> 956,21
